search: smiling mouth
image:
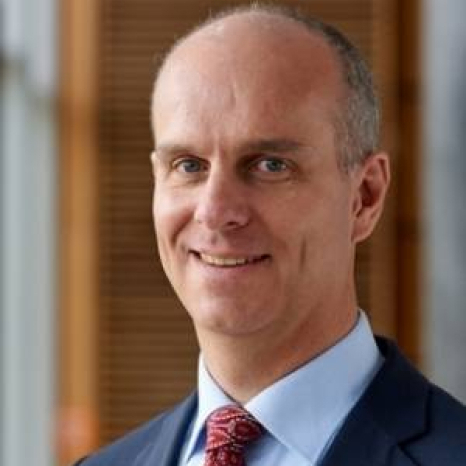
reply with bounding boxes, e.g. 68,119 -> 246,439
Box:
193,252 -> 270,267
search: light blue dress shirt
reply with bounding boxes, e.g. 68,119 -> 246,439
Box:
179,312 -> 383,466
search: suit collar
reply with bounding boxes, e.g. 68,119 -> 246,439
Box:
133,393 -> 197,466
320,337 -> 429,466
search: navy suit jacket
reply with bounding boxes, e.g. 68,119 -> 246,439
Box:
75,338 -> 466,465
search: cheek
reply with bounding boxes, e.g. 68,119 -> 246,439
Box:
283,195 -> 352,259
153,188 -> 193,248
152,191 -> 189,284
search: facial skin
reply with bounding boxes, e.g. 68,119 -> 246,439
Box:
151,13 -> 389,401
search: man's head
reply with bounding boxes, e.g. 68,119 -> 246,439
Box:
150,6 -> 389,357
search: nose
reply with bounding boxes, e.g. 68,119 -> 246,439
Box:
193,167 -> 251,232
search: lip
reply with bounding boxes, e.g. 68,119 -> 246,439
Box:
190,250 -> 270,268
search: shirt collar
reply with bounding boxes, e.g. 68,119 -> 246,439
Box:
181,353 -> 235,463
183,311 -> 383,463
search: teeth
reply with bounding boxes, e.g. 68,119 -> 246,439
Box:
199,253 -> 255,267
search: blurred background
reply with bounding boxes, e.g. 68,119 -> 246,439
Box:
1,0 -> 465,465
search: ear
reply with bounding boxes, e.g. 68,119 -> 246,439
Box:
150,150 -> 157,179
351,152 -> 390,243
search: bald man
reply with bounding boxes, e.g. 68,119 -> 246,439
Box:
75,5 -> 466,466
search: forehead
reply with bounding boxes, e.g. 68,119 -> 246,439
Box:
153,13 -> 343,142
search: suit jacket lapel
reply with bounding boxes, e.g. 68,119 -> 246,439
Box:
320,338 -> 429,466
133,393 -> 197,466
320,407 -> 418,466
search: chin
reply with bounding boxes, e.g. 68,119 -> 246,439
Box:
186,299 -> 272,337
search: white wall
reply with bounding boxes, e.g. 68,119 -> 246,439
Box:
1,0 -> 58,464
423,0 -> 466,403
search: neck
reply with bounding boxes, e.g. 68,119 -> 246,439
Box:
197,305 -> 358,404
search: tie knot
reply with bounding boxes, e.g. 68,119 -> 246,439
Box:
206,405 -> 263,454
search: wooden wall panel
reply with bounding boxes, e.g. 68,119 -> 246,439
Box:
58,0 -> 100,463
396,0 -> 421,365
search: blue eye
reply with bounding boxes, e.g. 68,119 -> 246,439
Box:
175,158 -> 204,173
249,157 -> 293,182
257,158 -> 287,172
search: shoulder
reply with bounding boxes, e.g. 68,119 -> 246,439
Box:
74,392 -> 197,466
410,381 -> 466,462
374,337 -> 466,462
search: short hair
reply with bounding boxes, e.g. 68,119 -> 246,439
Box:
154,3 -> 380,170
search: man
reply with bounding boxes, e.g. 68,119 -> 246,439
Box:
76,4 -> 466,465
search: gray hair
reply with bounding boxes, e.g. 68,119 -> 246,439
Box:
155,3 -> 380,170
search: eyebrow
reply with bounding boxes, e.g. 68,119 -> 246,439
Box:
154,143 -> 197,161
237,138 -> 305,155
154,138 -> 307,160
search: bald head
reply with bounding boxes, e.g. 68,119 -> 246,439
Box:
152,5 -> 379,169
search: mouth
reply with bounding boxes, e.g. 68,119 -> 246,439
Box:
192,251 -> 270,267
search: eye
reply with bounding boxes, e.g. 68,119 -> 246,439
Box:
173,157 -> 206,174
256,158 -> 288,173
249,156 -> 293,181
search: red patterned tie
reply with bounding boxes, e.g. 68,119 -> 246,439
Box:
204,405 -> 264,466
